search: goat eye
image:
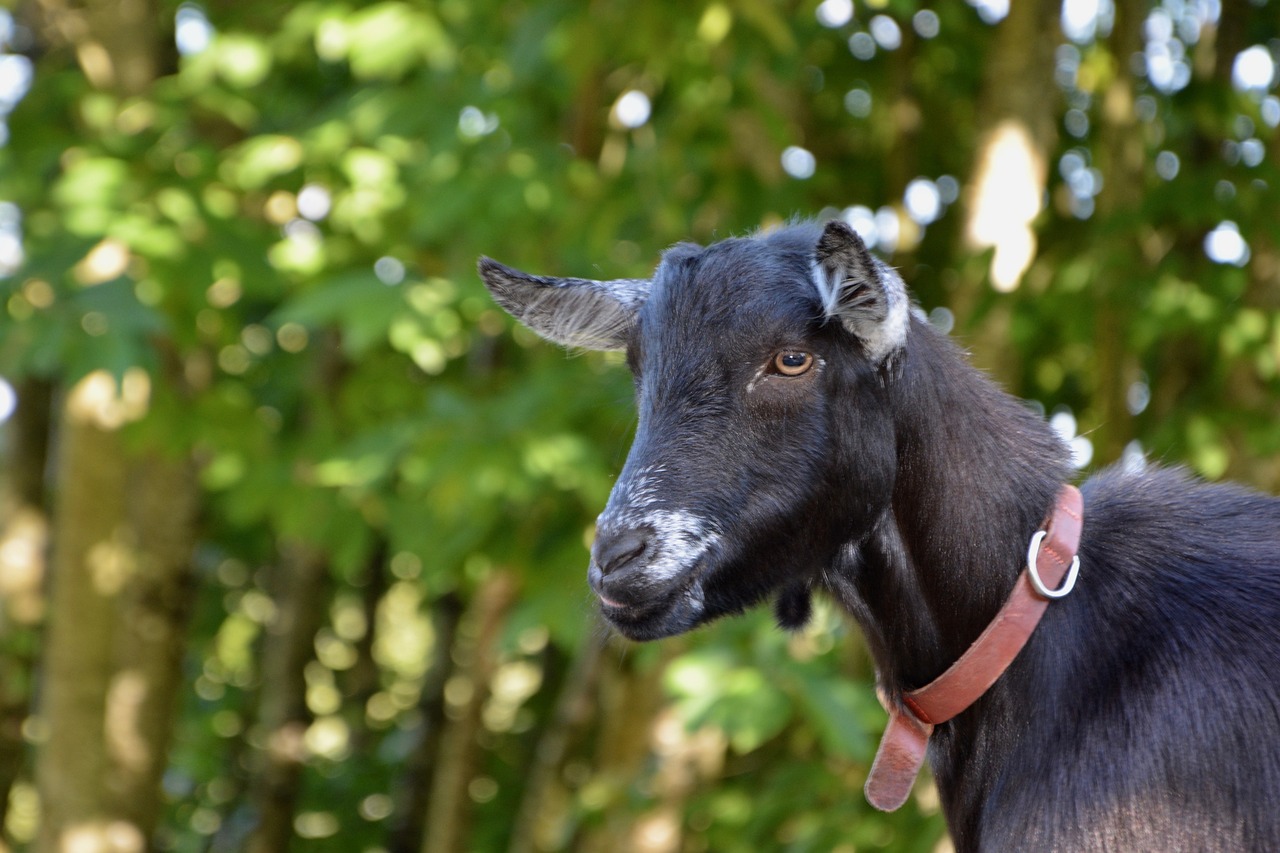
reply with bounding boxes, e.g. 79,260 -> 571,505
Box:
773,351 -> 814,376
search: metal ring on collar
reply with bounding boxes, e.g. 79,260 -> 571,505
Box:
1026,530 -> 1080,599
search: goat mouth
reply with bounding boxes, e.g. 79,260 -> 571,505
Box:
597,592 -> 626,609
594,561 -> 710,641
596,589 -> 675,622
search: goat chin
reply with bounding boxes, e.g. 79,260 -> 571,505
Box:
591,565 -> 703,640
596,595 -> 700,641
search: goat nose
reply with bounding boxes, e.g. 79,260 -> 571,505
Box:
594,526 -> 651,577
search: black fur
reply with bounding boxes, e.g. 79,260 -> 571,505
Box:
480,221 -> 1280,851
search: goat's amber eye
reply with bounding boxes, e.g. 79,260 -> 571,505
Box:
773,351 -> 814,376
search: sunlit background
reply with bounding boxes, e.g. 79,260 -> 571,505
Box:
0,0 -> 1278,851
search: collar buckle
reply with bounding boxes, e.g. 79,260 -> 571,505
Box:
1026,529 -> 1081,599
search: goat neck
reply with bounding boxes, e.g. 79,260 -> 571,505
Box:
828,318 -> 1073,696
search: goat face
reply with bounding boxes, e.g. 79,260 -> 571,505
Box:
480,221 -> 911,639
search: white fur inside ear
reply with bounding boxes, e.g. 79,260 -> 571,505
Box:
810,259 -> 842,318
810,258 -> 909,365
856,262 -> 909,363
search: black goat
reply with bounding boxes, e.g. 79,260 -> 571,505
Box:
479,220 -> 1280,851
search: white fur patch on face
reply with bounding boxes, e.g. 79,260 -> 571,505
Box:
637,509 -> 722,583
597,466 -> 722,586
598,466 -> 665,528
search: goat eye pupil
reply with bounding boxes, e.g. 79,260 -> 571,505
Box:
774,351 -> 813,376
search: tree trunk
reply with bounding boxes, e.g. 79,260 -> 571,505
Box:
35,374 -> 135,852
954,0 -> 1061,387
387,591 -> 463,853
25,0 -> 203,844
245,542 -> 331,853
105,453 -> 199,832
1200,0 -> 1280,491
34,371 -> 201,853
343,540 -> 389,718
1087,0 -> 1147,464
420,572 -> 518,853
1209,0 -> 1278,491
30,0 -> 160,95
508,627 -> 607,853
577,644 -> 673,853
0,379 -> 52,839
960,0 -> 1061,296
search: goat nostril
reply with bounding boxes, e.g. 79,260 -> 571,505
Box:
595,527 -> 651,576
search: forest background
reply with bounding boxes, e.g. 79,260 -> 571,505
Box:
0,0 -> 1278,851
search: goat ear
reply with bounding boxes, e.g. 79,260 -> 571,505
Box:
812,220 -> 910,365
478,257 -> 649,351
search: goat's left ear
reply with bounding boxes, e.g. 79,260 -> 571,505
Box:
812,220 -> 910,366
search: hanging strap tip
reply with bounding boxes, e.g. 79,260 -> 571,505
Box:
864,706 -> 933,812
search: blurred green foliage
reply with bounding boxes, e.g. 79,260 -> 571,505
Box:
1,0 -> 1278,851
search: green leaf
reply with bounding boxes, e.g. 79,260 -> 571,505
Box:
666,650 -> 793,754
271,270 -> 409,354
790,667 -> 876,761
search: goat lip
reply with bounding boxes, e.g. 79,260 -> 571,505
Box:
595,588 -> 667,630
596,593 -> 628,610
594,576 -> 706,641
595,592 -> 661,622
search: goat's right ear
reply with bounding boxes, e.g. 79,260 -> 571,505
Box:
812,220 -> 909,366
477,257 -> 649,352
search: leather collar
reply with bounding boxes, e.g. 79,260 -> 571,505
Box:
864,485 -> 1085,811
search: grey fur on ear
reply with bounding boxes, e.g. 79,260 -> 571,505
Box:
810,221 -> 909,365
477,257 -> 650,351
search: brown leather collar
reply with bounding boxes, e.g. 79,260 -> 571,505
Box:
864,485 -> 1085,811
